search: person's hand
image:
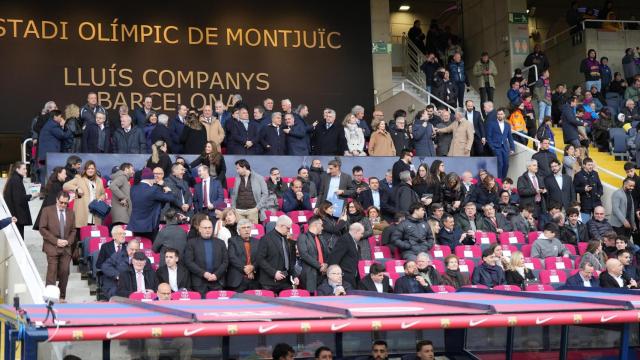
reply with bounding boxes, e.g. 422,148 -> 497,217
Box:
293,277 -> 300,286
320,263 -> 328,273
295,192 -> 304,201
163,186 -> 171,193
496,228 -> 503,234
459,233 -> 468,242
416,276 -> 427,287
11,217 -> 17,223
335,189 -> 344,196
481,138 -> 486,145
181,204 -> 190,212
76,188 -> 84,197
246,140 -> 253,148
453,200 -> 461,209
356,187 -> 365,194
467,230 -> 475,237
56,239 -> 67,247
334,286 -> 346,296
244,265 -> 254,275
624,220 -> 631,229
283,128 -> 290,134
585,185 -> 592,192
207,203 -> 214,210
247,273 -> 255,280
275,271 -> 286,281
313,121 -> 319,128
60,119 -> 66,127
510,150 -> 515,155
630,279 -> 638,288
120,199 -> 128,207
215,209 -> 222,218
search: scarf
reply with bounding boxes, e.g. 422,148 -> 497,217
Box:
348,211 -> 363,223
445,269 -> 465,288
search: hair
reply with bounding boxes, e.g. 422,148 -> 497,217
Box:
582,157 -> 594,165
617,249 -> 631,258
220,207 -> 239,225
317,200 -> 334,218
65,155 -> 82,168
444,254 -> 459,267
272,343 -> 295,360
352,165 -> 363,174
81,160 -> 98,180
315,346 -> 332,359
146,111 -> 158,123
508,251 -> 524,271
151,140 -> 166,164
236,218 -> 253,233
56,190 -> 70,201
50,109 -> 63,119
369,262 -> 385,275
416,340 -> 434,352
190,213 -> 209,231
328,159 -> 341,169
202,141 -> 222,167
44,166 -> 66,195
430,160 -> 445,181
307,215 -> 323,227
348,199 -> 365,215
543,222 -> 559,235
409,202 -> 424,216
234,159 -> 251,171
64,104 -> 80,119
158,113 -> 169,126
586,239 -> 601,254
164,247 -> 179,258
481,247 -> 494,259
373,340 -> 388,349
399,170 -> 412,183
342,113 -> 355,126
481,174 -> 498,193
185,114 -> 202,130
371,117 -> 386,131
367,206 -> 380,218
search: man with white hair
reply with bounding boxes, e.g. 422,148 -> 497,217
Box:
214,100 -> 232,128
311,108 -> 347,155
96,225 -> 128,271
257,215 -> 299,293
150,113 -> 172,152
316,265 -> 353,296
133,95 -> 153,127
81,111 -> 111,153
433,111 -> 474,156
328,222 -> 364,287
351,105 -> 371,138
112,114 -> 147,153
517,159 -> 546,213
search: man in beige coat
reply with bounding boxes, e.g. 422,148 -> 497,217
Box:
200,104 -> 225,150
435,112 -> 475,156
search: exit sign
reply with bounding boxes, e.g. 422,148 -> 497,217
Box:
509,12 -> 528,24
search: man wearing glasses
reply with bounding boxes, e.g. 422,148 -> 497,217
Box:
39,191 -> 76,302
316,265 -> 352,296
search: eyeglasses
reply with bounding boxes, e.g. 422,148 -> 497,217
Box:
329,272 -> 344,276
153,172 -> 164,176
57,200 -> 69,205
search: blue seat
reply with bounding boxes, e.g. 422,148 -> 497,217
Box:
609,128 -> 628,159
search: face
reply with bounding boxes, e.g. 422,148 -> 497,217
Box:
351,227 -> 365,241
312,159 -> 322,168
327,268 -> 343,283
149,114 -> 158,124
214,102 -> 224,113
373,110 -> 384,120
405,261 -> 417,275
446,258 -> 459,271
127,243 -> 140,257
500,192 -> 510,203
416,256 -> 430,269
417,344 -> 435,360
378,121 -> 386,131
276,222 -> 291,236
285,114 -> 295,126
235,165 -> 247,177
493,245 -> 503,257
121,115 -> 131,128
419,166 -> 427,177
626,180 -> 636,191
528,162 -> 538,173
157,285 -> 172,300
198,166 -> 209,179
56,196 -> 69,211
496,111 -> 505,121
132,258 -> 146,272
238,222 -> 252,239
87,93 -> 97,105
272,114 -> 282,126
433,208 -> 444,219
199,220 -> 213,238
396,118 -> 405,128
441,111 -> 450,122
348,114 -> 357,125
611,261 -> 624,276
483,205 -> 495,218
483,254 -> 497,266
178,105 -> 188,117
253,108 -> 263,119
143,97 -> 152,109
291,181 -> 302,193
271,169 -> 281,181
584,161 -> 594,172
238,108 -> 249,120
93,113 -> 105,126
328,164 -> 339,176
369,178 -> 379,191
568,213 -> 579,225
112,228 -> 126,243
153,168 -> 164,182
414,207 -> 425,219
85,164 -> 96,177
464,205 -> 476,217
581,266 -> 594,279
619,252 -> 632,266
299,106 -> 309,117
264,98 -> 273,110
353,171 -> 364,182
616,239 -> 627,250
371,272 -> 385,283
281,100 -> 291,112
593,208 -> 605,221
327,113 -> 337,124
225,211 -> 237,224
550,162 -> 561,174
298,168 -> 309,180
385,172 -> 392,182
465,102 -> 474,112
165,252 -> 178,267
57,169 -> 67,182
316,350 -> 333,360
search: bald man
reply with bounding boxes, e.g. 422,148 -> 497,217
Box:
146,283 -> 193,359
599,259 -> 637,288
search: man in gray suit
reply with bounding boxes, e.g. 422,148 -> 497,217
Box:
610,178 -> 636,237
316,159 -> 355,206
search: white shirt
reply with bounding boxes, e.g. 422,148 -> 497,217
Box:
579,273 -> 591,287
372,190 -> 380,208
554,173 -> 563,190
498,120 -> 505,133
327,175 -> 341,200
466,111 -> 474,126
374,281 -> 383,293
168,266 -> 178,292
613,274 -> 624,287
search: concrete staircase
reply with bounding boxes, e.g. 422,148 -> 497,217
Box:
391,72 -> 483,111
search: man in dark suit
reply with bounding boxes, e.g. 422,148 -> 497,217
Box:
486,107 -> 515,179
544,159 -> 576,211
532,138 -> 558,178
39,191 -> 76,301
282,179 -> 312,213
316,159 -> 355,206
380,170 -> 393,194
155,248 -> 191,292
226,219 -> 261,292
193,165 -> 225,218
394,261 -> 432,294
464,100 -> 487,156
565,261 -> 599,287
81,111 -> 111,153
561,97 -> 584,148
283,112 -> 311,155
132,95 -> 153,127
259,112 -> 287,155
116,251 -> 159,297
358,177 -> 393,218
169,104 -> 188,154
37,110 -> 73,184
257,216 -> 299,293
392,149 -> 414,186
517,159 -> 547,214
310,109 -> 347,155
600,259 -> 637,289
184,219 -> 229,296
316,265 -> 354,296
328,222 -> 364,288
101,239 -> 148,299
296,216 -> 329,293
95,225 -> 127,271
358,263 -> 393,293
227,106 -> 262,154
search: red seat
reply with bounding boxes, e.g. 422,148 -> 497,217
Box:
578,242 -> 589,255
205,290 -> 235,299
104,188 -> 113,201
279,289 -> 310,297
525,284 -> 555,291
455,245 -> 482,259
527,231 -> 542,244
474,231 -> 497,245
385,260 -> 406,276
287,210 -> 314,224
539,270 -> 567,285
369,234 -> 382,246
264,210 -> 286,223
170,291 -> 202,300
223,188 -> 229,199
129,291 -> 157,301
500,245 -> 518,258
310,197 -> 317,209
523,257 -> 543,270
282,177 -> 294,185
371,246 -> 392,260
429,244 -> 451,259
125,236 -> 152,250
431,285 -> 456,293
245,289 -> 275,297
88,237 -> 112,254
388,272 -> 400,286
289,223 -> 301,240
457,259 -> 475,275
179,224 -> 190,233
461,284 -> 488,289
358,260 -> 376,278
143,249 -> 160,265
544,257 -> 573,270
250,224 -> 265,239
494,285 -> 521,291
499,231 -> 525,245
564,244 -> 577,256
226,177 -> 236,189
431,259 -> 446,274
521,244 -> 532,257
80,225 -> 109,240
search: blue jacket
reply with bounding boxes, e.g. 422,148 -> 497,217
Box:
600,64 -> 612,88
486,120 -> 515,153
394,275 -> 431,294
449,60 -> 468,84
286,119 -> 311,155
81,122 -> 111,153
128,183 -> 174,233
132,107 -> 149,128
471,263 -> 506,288
507,89 -> 522,106
169,116 -> 186,153
561,103 -> 584,143
216,111 -> 232,129
438,227 -> 463,252
259,124 -> 287,155
143,123 -> 157,153
193,177 -> 225,211
101,250 -> 152,299
38,119 -> 73,161
565,272 -> 599,287
282,188 -> 312,213
412,119 -> 436,156
227,120 -> 262,155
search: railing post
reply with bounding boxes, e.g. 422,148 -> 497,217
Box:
401,82 -> 405,91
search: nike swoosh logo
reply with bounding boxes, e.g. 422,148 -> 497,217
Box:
536,317 -> 553,325
601,315 -> 617,323
106,330 -> 127,340
469,319 -> 487,327
401,320 -> 420,329
259,324 -> 278,334
183,327 -> 204,337
330,323 -> 351,331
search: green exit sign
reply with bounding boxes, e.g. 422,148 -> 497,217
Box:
509,12 -> 528,24
372,41 -> 391,54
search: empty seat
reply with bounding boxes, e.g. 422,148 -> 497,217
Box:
358,260 -> 376,278
457,258 -> 475,275
474,231 -> 497,245
264,210 -> 286,223
527,231 -> 542,244
564,244 -> 577,256
455,245 -> 482,259
523,257 -> 543,270
544,257 -> 573,270
250,224 -> 266,239
385,260 -> 406,277
80,225 -> 109,240
171,291 -> 202,300
500,245 -> 518,258
279,289 -> 310,297
205,290 -> 236,299
525,284 -> 555,291
521,244 -> 532,257
499,231 -> 525,245
578,242 -> 589,255
287,210 -> 314,224
371,246 -> 392,260
431,259 -> 446,274
539,270 -> 567,285
129,291 -> 157,301
429,244 -> 452,259
88,237 -> 112,255
245,289 -> 275,297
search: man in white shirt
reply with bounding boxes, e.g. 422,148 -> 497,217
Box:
566,261 -> 597,287
156,248 -> 190,292
600,258 -> 637,288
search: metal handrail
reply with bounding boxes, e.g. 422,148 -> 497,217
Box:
582,19 -> 640,31
21,138 -> 32,164
540,26 -> 577,48
374,79 -> 457,114
403,35 -> 427,89
511,131 -> 624,181
520,64 -> 539,83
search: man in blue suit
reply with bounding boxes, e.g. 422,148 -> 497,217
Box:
561,96 -> 585,148
169,104 -> 188,154
565,261 -> 599,287
37,110 -> 73,184
100,238 -> 150,299
193,165 -> 225,218
132,95 -> 153,127
486,106 -> 515,179
282,179 -> 312,212
412,109 -> 436,156
284,113 -> 311,155
227,107 -> 262,154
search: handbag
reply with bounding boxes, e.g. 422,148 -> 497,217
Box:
88,199 -> 111,218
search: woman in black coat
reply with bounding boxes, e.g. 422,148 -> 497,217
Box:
33,166 -> 67,230
146,140 -> 172,176
316,200 -> 347,251
469,174 -> 500,207
3,162 -> 37,238
504,251 -> 536,289
179,114 -> 208,154
189,141 -> 227,189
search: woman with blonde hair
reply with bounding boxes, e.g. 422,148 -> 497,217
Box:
64,104 -> 83,152
180,114 -> 208,154
63,160 -> 106,228
146,140 -> 172,176
214,207 -> 239,248
505,251 -> 536,288
368,118 -> 396,156
342,113 -> 366,156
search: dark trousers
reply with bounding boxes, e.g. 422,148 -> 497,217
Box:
16,224 -> 25,239
455,81 -> 466,108
614,226 -> 632,238
196,282 -> 223,298
229,278 -> 261,293
46,251 -> 72,299
494,149 -> 509,179
479,86 -> 494,105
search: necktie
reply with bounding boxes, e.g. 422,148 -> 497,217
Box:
315,235 -> 324,264
116,244 -> 121,253
136,272 -> 145,292
244,241 -> 252,266
203,180 -> 209,208
326,124 -> 331,130
58,210 -> 65,239
276,127 -> 280,136
282,236 -> 289,271
532,176 -> 541,202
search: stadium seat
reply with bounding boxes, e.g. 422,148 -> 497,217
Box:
527,231 -> 542,244
523,257 -> 543,270
500,245 -> 518,258
282,177 -> 293,185
171,291 -> 202,300
264,210 -> 285,223
280,289 -> 310,297
609,128 -> 628,160
430,244 -> 451,259
289,224 -> 301,240
539,270 -> 567,285
474,231 -> 496,245
369,234 -> 382,246
431,259 -> 445,274
358,260 -> 376,278
494,285 -> 521,291
80,225 -> 109,240
226,177 -> 236,189
455,245 -> 482,259
287,210 -> 314,224
129,291 -> 157,301
385,260 -> 406,276
578,242 -> 589,255
521,244 -> 532,257
457,259 -> 475,275
88,237 -> 112,255
431,285 -> 456,293
179,224 -> 190,233
277,198 -> 284,210
564,244 -> 577,256
544,257 -> 573,270
499,231 -> 525,245
205,290 -> 235,299
137,237 -> 153,250
310,197 -> 317,209
250,224 -> 266,238
143,249 -> 160,266
525,284 -> 555,291
461,284 -> 488,289
245,289 -> 275,297
371,246 -> 392,260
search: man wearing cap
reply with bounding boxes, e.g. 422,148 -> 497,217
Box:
116,250 -> 158,297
